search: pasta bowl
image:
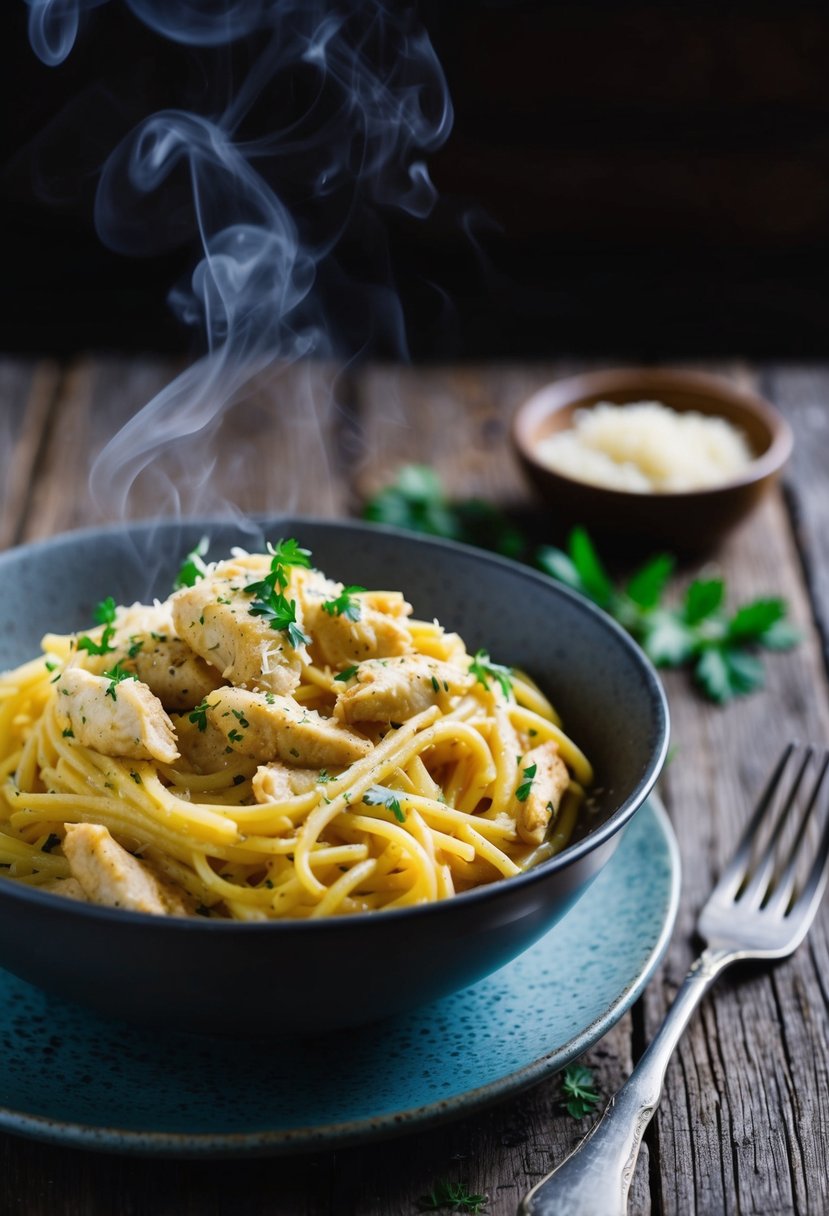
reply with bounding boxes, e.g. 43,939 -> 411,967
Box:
0,518 -> 668,1035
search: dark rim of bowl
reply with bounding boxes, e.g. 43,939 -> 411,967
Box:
513,368 -> 794,500
0,516 -> 670,933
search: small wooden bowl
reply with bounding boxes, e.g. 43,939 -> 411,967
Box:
512,368 -> 793,552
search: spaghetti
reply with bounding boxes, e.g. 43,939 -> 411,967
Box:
0,539 -> 592,919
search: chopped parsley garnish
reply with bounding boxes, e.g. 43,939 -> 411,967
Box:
248,589 -> 310,650
322,585 -> 366,622
129,770 -> 142,785
42,833 -> 61,854
231,708 -> 250,728
95,597 -> 117,625
362,784 -> 406,823
102,661 -> 138,701
127,637 -> 144,659
228,728 -> 244,744
188,698 -> 216,732
334,665 -> 359,683
77,596 -> 120,656
240,539 -> 312,648
173,536 -> 210,590
430,675 -> 440,693
318,769 -> 332,784
469,650 -> 513,699
44,659 -> 58,673
418,1179 -> 488,1213
515,762 -> 537,802
561,1064 -> 601,1118
61,728 -> 74,739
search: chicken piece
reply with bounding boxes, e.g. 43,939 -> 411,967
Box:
171,564 -> 305,696
296,570 -> 413,668
39,876 -> 88,902
62,823 -> 190,916
122,637 -> 224,711
57,667 -> 179,764
252,761 -> 321,804
334,655 -> 473,725
510,741 -> 570,846
207,688 -> 372,767
173,711 -> 238,773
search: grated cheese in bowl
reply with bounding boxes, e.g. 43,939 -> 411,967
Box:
534,400 -> 754,493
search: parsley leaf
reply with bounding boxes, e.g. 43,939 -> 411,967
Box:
322,585 -> 366,622
362,784 -> 406,823
94,597 -> 117,625
334,665 -> 360,683
469,649 -> 513,699
418,1180 -> 488,1213
515,762 -> 537,802
363,464 -> 524,558
102,661 -> 138,701
188,698 -> 217,732
77,626 -> 116,657
561,1064 -> 601,1118
174,537 -> 210,590
249,589 -> 310,649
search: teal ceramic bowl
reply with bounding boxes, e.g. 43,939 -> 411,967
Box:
0,519 -> 669,1035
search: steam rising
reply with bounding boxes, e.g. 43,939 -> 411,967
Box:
24,0 -> 453,518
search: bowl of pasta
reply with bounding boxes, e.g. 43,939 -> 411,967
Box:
0,518 -> 668,1035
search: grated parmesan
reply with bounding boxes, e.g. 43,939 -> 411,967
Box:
535,400 -> 754,493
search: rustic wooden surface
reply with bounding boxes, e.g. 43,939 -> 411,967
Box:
1,355 -> 828,1215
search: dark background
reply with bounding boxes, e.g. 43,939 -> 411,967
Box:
4,0 -> 829,360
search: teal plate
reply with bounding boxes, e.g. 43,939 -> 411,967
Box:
0,796 -> 679,1157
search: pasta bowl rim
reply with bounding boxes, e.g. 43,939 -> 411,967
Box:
0,515 -> 670,933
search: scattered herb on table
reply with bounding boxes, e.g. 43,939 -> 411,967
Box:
363,467 -> 799,705
418,1179 -> 488,1213
537,527 -> 799,703
561,1063 -> 602,1118
364,464 -> 524,559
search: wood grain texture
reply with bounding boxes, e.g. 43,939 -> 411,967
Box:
0,356 -> 827,1215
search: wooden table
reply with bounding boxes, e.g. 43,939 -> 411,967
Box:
1,355 -> 828,1215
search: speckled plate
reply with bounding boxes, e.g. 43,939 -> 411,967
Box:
0,795 -> 678,1157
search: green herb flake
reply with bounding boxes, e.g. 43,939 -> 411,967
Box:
362,784 -> 405,823
102,661 -> 138,701
173,537 -> 210,590
515,762 -> 537,802
61,728 -> 74,739
322,585 -> 366,622
129,770 -> 142,785
334,665 -> 360,683
188,698 -> 216,733
469,649 -> 513,699
418,1179 -> 488,1213
561,1063 -> 601,1118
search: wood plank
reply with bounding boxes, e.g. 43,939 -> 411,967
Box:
642,364 -> 829,1216
0,358 -> 60,550
21,356 -> 353,541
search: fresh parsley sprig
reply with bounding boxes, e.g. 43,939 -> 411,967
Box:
243,538 -> 312,649
361,784 -> 406,823
469,649 -> 514,699
322,585 -> 366,622
174,537 -> 210,590
537,528 -> 798,703
102,661 -> 138,701
561,1063 -> 602,1118
77,596 -> 118,656
515,762 -> 537,802
418,1179 -> 488,1214
188,698 -> 218,732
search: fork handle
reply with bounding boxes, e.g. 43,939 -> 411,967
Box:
518,946 -> 734,1216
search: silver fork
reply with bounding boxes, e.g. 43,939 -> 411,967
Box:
518,742 -> 829,1216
